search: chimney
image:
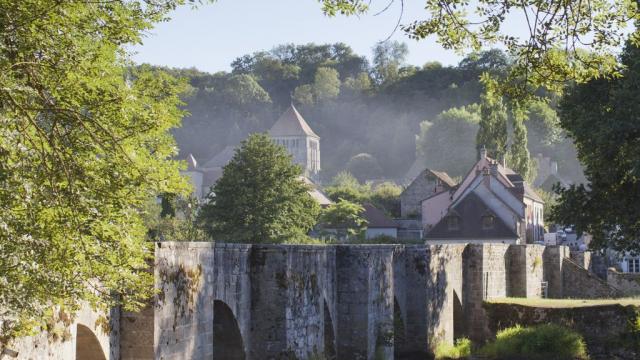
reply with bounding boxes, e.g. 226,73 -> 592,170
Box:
480,145 -> 488,159
490,161 -> 499,177
482,166 -> 491,186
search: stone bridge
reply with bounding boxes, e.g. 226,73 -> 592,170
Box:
9,242 -> 617,359
119,242 -> 602,360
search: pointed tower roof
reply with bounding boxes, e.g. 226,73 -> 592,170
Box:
269,104 -> 319,138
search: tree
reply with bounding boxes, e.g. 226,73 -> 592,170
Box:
221,74 -> 272,109
0,0 -> 192,340
507,114 -> 535,182
369,182 -> 402,218
476,86 -> 509,161
416,104 -> 481,177
552,35 -> 640,252
313,67 -> 341,101
526,101 -> 563,151
324,171 -> 369,203
346,153 -> 383,182
198,133 -> 320,243
319,200 -> 368,237
372,41 -> 409,85
321,1 -> 639,98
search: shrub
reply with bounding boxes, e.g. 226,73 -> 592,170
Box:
479,324 -> 589,360
434,338 -> 471,359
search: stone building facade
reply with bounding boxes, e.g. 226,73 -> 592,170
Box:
269,105 -> 321,179
400,169 -> 456,219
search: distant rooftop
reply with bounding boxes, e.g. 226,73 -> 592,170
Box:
202,145 -> 236,169
269,104 -> 319,138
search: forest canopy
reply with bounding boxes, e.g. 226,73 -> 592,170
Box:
167,43 -> 583,184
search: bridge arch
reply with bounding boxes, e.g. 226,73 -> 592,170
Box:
453,290 -> 465,340
213,299 -> 245,360
394,297 -> 407,358
323,299 -> 336,359
76,324 -> 106,360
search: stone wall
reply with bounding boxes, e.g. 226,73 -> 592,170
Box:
146,242 -> 621,359
562,259 -> 622,299
507,245 -> 545,298
570,251 -> 593,271
426,244 -> 465,347
6,304 -> 116,360
400,173 -> 437,218
607,268 -> 640,296
483,302 -> 640,359
542,246 -> 570,298
151,243 -> 432,360
462,244 -> 510,343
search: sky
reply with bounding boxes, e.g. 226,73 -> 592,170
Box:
131,0 -> 464,73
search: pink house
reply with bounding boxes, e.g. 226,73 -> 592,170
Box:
422,148 -> 544,244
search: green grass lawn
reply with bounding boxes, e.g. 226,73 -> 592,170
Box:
487,297 -> 640,308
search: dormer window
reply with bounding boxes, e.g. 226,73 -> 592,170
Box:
447,216 -> 460,231
482,214 -> 495,230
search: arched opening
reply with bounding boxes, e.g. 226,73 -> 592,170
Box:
76,324 -> 106,360
323,300 -> 336,359
213,300 -> 245,360
394,298 -> 407,358
453,290 -> 465,340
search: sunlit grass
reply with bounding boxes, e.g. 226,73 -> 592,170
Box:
487,297 -> 640,308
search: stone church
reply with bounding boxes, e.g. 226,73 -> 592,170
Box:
269,104 -> 321,178
183,104 -> 322,199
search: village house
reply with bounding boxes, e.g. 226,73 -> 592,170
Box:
422,147 -> 545,245
362,203 -> 398,240
399,169 -> 456,219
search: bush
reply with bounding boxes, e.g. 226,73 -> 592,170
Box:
479,324 -> 589,360
434,338 -> 471,359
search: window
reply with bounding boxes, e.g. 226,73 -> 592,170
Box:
628,258 -> 640,273
482,215 -> 495,230
447,216 -> 460,231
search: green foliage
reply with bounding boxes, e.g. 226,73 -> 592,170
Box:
342,72 -> 373,95
507,113 -> 534,182
324,173 -> 401,217
313,67 -> 341,102
527,100 -> 563,150
197,133 -> 320,243
552,36 -> 640,252
346,153 -> 383,182
478,324 -> 589,360
322,1 -> 640,100
146,195 -> 205,242
369,182 -> 402,218
325,171 -> 370,203
477,82 -> 508,161
534,188 -> 558,225
416,104 -> 480,177
319,199 -> 367,236
372,41 -> 409,85
434,338 -> 472,360
348,233 -> 422,244
0,0 -> 192,340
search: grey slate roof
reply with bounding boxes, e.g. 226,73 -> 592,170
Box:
362,203 -> 398,228
202,146 -> 236,169
425,192 -> 518,240
269,104 -> 319,138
